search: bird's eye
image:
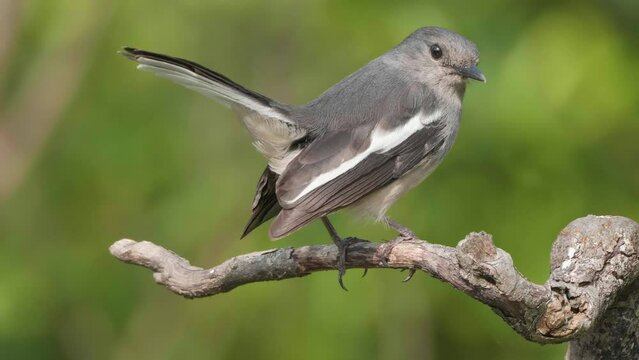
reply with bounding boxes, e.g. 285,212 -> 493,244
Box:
430,44 -> 443,60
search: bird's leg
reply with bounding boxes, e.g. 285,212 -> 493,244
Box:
385,217 -> 416,238
380,217 -> 417,266
321,216 -> 353,291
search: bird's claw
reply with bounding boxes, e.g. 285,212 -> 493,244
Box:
379,235 -> 408,267
335,240 -> 348,291
334,237 -> 367,291
402,268 -> 417,282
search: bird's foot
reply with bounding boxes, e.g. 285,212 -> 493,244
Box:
380,218 -> 417,266
385,217 -> 416,239
380,236 -> 408,267
319,217 -> 372,290
333,236 -> 366,291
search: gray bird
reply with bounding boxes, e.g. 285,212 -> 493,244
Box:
121,26 -> 485,289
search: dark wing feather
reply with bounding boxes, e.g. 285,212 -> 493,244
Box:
241,166 -> 281,238
269,121 -> 447,239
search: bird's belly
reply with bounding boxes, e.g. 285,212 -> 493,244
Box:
347,154 -> 441,221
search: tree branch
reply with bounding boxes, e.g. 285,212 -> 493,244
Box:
109,215 -> 639,357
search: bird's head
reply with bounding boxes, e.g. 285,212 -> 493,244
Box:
393,27 -> 485,94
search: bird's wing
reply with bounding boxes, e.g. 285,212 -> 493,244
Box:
269,109 -> 448,239
241,166 -> 281,238
120,48 -> 306,161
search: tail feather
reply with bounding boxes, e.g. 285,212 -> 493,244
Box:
120,47 -> 307,163
120,47 -> 293,123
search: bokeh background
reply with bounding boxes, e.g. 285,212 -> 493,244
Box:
1,0 -> 638,359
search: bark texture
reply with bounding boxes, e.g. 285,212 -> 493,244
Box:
109,215 -> 639,359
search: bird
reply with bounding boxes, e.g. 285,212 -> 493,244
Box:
120,26 -> 485,290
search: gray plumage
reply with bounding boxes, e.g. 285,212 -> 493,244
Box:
121,26 -> 484,240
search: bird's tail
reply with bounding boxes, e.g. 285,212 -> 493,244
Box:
120,48 -> 307,162
120,48 -> 286,117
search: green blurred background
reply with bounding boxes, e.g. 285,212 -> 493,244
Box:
1,0 -> 638,359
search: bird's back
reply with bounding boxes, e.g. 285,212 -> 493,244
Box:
293,56 -> 418,133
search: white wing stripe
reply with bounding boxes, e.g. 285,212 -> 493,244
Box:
286,110 -> 442,204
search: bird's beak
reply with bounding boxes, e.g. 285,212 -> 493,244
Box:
454,64 -> 486,82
